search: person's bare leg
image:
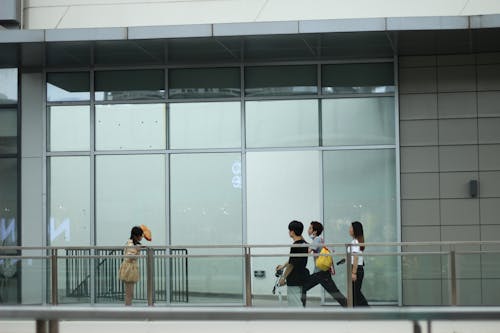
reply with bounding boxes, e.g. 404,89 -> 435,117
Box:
125,282 -> 134,306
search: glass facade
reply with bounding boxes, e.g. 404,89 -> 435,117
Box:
95,104 -> 166,151
246,100 -> 319,148
0,68 -> 18,304
44,63 -> 397,304
169,102 -> 241,149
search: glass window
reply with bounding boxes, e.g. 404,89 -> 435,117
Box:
95,70 -> 165,101
47,72 -> 90,102
322,63 -> 394,94
169,68 -> 240,99
48,106 -> 90,152
0,109 -> 17,154
246,151 -> 322,299
95,154 -> 166,246
245,99 -> 318,148
0,68 -> 18,104
0,158 -> 17,246
48,157 -> 91,246
0,158 -> 18,304
245,65 -> 317,96
322,97 -> 395,146
95,104 -> 166,151
170,153 -> 243,303
169,102 -> 241,149
323,149 -> 397,303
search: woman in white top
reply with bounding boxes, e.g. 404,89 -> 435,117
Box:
349,221 -> 368,306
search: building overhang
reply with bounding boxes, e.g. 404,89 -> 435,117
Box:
1,14 -> 500,67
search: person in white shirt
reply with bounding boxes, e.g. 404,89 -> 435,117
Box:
349,221 -> 368,306
301,221 -> 346,307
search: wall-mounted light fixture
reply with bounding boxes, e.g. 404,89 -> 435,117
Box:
469,180 -> 478,198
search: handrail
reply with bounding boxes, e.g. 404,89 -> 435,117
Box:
1,305 -> 500,321
1,239 -> 500,251
2,306 -> 500,333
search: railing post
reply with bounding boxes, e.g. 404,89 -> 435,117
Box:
51,249 -> 58,305
449,248 -> 457,306
346,244 -> 353,308
244,246 -> 252,306
36,320 -> 47,333
48,320 -> 59,333
147,247 -> 154,306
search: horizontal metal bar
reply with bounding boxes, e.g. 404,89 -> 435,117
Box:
1,306 -> 500,321
4,249 -> 500,261
1,240 -> 500,251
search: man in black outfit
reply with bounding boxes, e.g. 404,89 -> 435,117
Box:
276,220 -> 309,307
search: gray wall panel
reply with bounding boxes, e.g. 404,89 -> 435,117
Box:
440,199 -> 479,225
479,118 -> 500,144
478,65 -> 500,90
399,67 -> 437,94
438,92 -> 477,119
439,145 -> 478,172
400,146 -> 438,173
438,119 -> 478,145
479,145 -> 500,170
401,199 -> 440,226
399,93 -> 437,120
401,173 -> 439,199
477,91 -> 500,117
399,120 -> 438,146
437,66 -> 476,92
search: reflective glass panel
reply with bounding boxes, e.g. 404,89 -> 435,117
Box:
95,104 -> 166,151
170,153 -> 243,303
169,67 -> 240,99
169,102 -> 241,149
322,63 -> 394,94
0,68 -> 17,104
95,154 -> 166,246
0,158 -> 17,246
323,149 -> 397,303
246,99 -> 318,148
48,105 -> 90,152
0,158 -> 18,304
0,109 -> 17,154
47,72 -> 90,102
95,70 -> 165,101
322,97 -> 395,146
245,65 -> 317,96
49,157 -> 91,246
246,151 -> 321,300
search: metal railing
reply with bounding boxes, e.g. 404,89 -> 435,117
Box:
0,240 -> 499,308
2,306 -> 500,333
64,248 -> 188,303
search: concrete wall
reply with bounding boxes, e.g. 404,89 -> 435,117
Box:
399,53 -> 500,305
22,0 -> 500,29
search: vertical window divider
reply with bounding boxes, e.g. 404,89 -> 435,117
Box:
41,65 -> 49,305
318,63 -> 323,147
89,68 -> 96,305
393,55 -> 403,307
165,66 -> 172,304
240,63 -> 248,304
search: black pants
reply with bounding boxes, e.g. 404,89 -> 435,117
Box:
301,270 -> 347,307
353,266 -> 368,306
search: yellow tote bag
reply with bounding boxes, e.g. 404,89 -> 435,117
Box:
315,247 -> 333,271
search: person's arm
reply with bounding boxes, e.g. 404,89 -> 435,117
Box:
351,256 -> 358,282
278,263 -> 294,286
